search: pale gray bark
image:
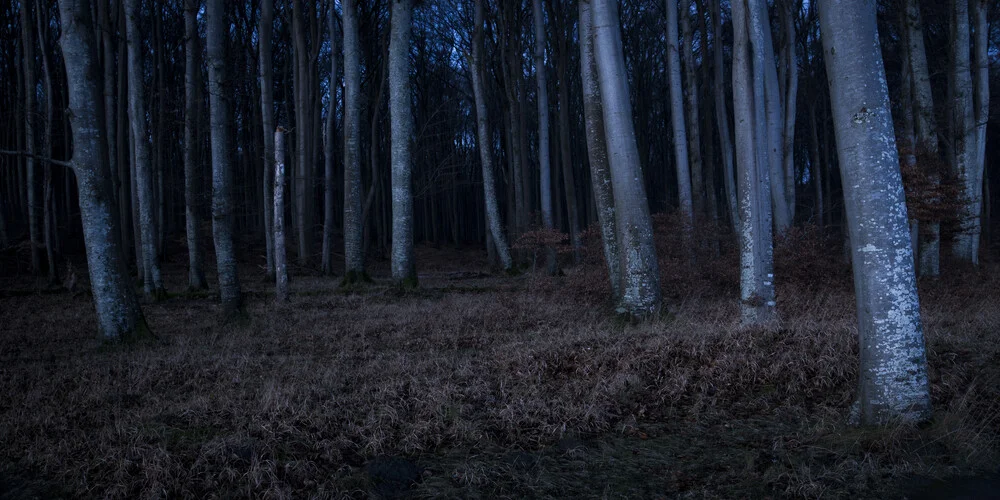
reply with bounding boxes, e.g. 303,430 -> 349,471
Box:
184,0 -> 208,290
20,1 -> 40,275
592,0 -> 662,317
342,0 -> 366,280
966,0 -> 989,265
818,0 -> 931,425
950,0 -> 978,265
260,0 -> 276,279
321,2 -> 338,276
665,0 -> 695,234
733,0 -> 776,325
390,0 -> 417,285
532,0 -> 557,274
903,0 -> 940,276
206,0 -> 243,318
58,0 -> 150,341
579,0 -> 622,300
274,129 -> 289,302
124,0 -> 165,299
712,0 -> 739,229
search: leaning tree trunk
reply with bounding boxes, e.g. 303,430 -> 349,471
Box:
184,0 -> 208,290
274,128 -> 289,302
712,0 -> 739,229
124,0 -> 165,300
471,0 -> 513,271
58,0 -> 150,342
733,0 -> 776,325
206,0 -> 243,319
321,1 -> 339,276
591,0 -> 662,318
665,0 -> 694,241
20,1 -> 41,275
389,0 -> 417,286
818,0 -> 932,426
579,0 -> 622,300
259,0 -> 276,279
342,0 -> 366,283
532,0 -> 557,275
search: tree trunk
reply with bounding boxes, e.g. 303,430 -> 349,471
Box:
342,0 -> 366,282
532,0 -> 557,275
553,9 -> 581,264
124,0 -> 165,300
35,1 -> 59,286
58,0 -> 150,341
592,0 -> 662,317
321,2 -> 338,276
733,0 -> 776,325
20,1 -> 41,275
666,0 -> 695,240
390,0 -> 418,286
206,0 -> 243,319
680,0 -> 704,221
471,0 -> 513,271
712,0 -> 739,229
781,0 -> 798,228
184,0 -> 208,290
259,0 -> 276,279
965,0 -> 989,266
274,129 -> 289,301
579,0 -> 622,300
292,0 -> 314,266
818,0 -> 932,426
752,0 -> 790,233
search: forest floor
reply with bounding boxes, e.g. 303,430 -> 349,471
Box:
1,238 -> 999,499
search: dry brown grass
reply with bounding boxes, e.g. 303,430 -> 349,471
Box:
0,241 -> 998,499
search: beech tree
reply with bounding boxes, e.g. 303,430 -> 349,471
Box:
533,0 -> 557,274
390,0 -> 417,287
259,0 -> 277,280
184,0 -> 208,290
342,0 -> 367,283
819,0 -> 932,425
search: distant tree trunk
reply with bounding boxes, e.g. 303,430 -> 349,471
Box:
903,0 -> 940,277
533,0 -> 557,275
206,0 -> 243,319
712,0 -> 739,229
259,0 -> 276,279
292,0 -> 313,266
780,0 -> 798,227
98,0 -> 121,254
35,1 -> 59,286
184,0 -> 208,290
554,20 -> 581,264
949,0 -> 978,265
818,0 -> 931,426
579,0 -> 622,300
680,0 -> 704,221
752,0 -> 790,233
20,1 -> 41,275
471,0 -> 513,271
58,0 -> 150,341
342,0 -> 366,282
665,0 -> 695,240
809,106 -> 824,226
321,2 -> 339,276
125,0 -> 165,300
964,0 -> 989,265
390,0 -> 417,286
733,0 -> 776,324
592,0 -> 662,317
274,128 -> 289,302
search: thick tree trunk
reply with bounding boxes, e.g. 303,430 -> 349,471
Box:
184,0 -> 208,290
733,0 -> 776,325
342,0 -> 366,282
666,0 -> 695,238
274,129 -> 289,302
260,0 -> 276,279
58,0 -> 150,341
124,0 -> 165,300
471,0 -> 513,271
964,0 -> 989,266
20,1 -> 41,275
818,0 -> 932,426
579,0 -> 622,300
206,0 -> 243,319
390,0 -> 417,286
592,0 -> 662,317
321,3 -> 338,276
751,0 -> 790,233
532,0 -> 557,275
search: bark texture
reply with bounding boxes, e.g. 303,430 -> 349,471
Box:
390,0 -> 417,286
184,0 -> 208,290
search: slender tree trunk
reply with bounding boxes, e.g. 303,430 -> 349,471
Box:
342,0 -> 366,282
592,0 -> 662,317
965,0 -> 989,265
390,0 -> 418,286
471,0 -> 513,271
274,128 -> 289,301
532,0 -> 557,275
809,106 -> 824,226
125,0 -> 165,300
666,0 -> 695,239
206,0 -> 243,319
579,0 -> 622,299
20,1 -> 41,275
292,0 -> 313,266
712,0 -> 739,229
819,0 -> 932,426
321,2 -> 339,276
554,17 -> 581,263
184,0 -> 208,290
733,0 -> 776,325
781,0 -> 798,227
680,0 -> 704,220
259,0 -> 276,279
59,0 -> 150,341
35,1 -> 59,286
752,0 -> 790,233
